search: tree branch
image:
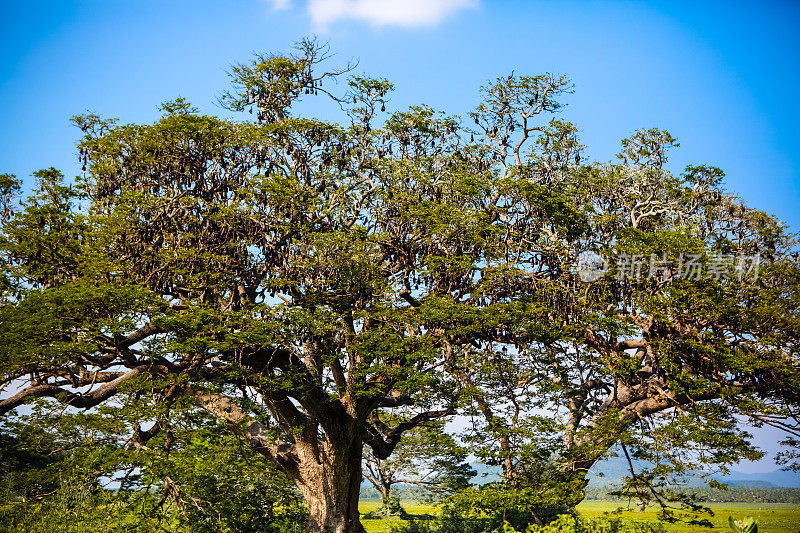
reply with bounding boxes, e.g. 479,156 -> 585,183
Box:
0,368 -> 144,416
364,408 -> 453,460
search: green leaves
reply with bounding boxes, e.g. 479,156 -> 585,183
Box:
0,280 -> 160,373
1,168 -> 86,288
618,128 -> 679,169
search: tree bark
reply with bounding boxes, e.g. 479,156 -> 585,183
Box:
192,390 -> 367,532
293,434 -> 366,533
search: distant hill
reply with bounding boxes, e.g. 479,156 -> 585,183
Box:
723,468 -> 800,488
723,479 -> 776,487
464,455 -> 800,488
587,454 -> 800,488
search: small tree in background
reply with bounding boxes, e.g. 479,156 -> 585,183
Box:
362,418 -> 474,515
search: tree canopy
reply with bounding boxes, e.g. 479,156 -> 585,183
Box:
2,38 -> 800,532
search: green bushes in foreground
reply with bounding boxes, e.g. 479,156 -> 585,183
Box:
384,512 -> 666,533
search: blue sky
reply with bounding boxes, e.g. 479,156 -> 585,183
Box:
2,0 -> 799,472
2,0 -> 799,228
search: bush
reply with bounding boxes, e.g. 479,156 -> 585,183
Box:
363,494 -> 411,519
391,512 -> 666,533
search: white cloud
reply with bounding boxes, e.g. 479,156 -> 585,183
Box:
262,0 -> 292,10
307,0 -> 479,28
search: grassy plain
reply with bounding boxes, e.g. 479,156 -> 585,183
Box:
577,501 -> 800,533
359,499 -> 800,533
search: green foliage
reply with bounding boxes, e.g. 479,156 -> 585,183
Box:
502,514 -> 665,533
449,482 -> 579,527
386,511 -> 665,533
0,411 -> 306,533
363,494 -> 411,519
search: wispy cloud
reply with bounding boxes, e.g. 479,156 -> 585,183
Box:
307,0 -> 479,28
262,0 -> 292,10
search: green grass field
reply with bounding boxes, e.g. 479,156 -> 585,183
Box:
358,499 -> 800,533
577,501 -> 800,533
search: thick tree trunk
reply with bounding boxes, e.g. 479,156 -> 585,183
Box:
293,435 -> 366,533
194,390 -> 369,532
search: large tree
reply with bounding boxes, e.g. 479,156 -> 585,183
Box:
1,39 -> 799,532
